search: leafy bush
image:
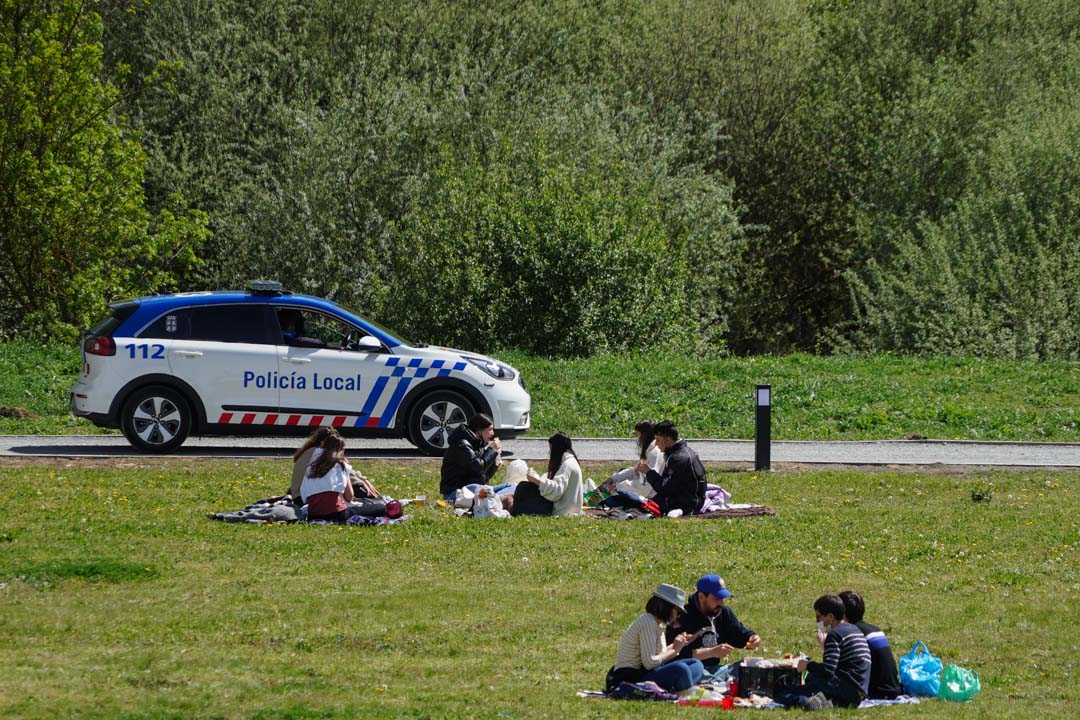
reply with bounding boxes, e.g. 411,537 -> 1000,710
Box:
100,0 -> 743,355
844,15 -> 1080,360
0,0 -> 207,341
383,110 -> 743,355
39,0 -> 1072,359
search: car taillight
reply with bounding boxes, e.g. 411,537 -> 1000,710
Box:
84,336 -> 116,356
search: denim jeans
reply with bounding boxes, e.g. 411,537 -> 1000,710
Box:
642,658 -> 705,691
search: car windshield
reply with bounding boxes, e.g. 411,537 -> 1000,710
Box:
340,305 -> 423,348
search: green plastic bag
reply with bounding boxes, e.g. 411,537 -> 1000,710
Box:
939,663 -> 981,702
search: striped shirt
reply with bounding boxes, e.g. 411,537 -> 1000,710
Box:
856,621 -> 902,699
808,621 -> 871,696
614,613 -> 668,670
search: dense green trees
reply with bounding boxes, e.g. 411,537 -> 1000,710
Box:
5,1 -> 1078,358
0,0 -> 206,341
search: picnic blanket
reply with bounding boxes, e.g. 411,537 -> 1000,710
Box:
208,495 -> 409,525
577,688 -> 921,709
584,504 -> 775,521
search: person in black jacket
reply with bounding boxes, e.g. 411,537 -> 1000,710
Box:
439,413 -> 502,499
839,590 -> 902,699
639,421 -> 706,515
666,574 -> 762,673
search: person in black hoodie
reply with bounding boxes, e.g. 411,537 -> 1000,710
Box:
439,413 -> 502,499
839,590 -> 902,699
666,574 -> 762,673
639,421 -> 706,516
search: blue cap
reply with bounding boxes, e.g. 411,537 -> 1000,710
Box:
697,574 -> 733,599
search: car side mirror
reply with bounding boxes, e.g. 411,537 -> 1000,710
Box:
357,335 -> 382,351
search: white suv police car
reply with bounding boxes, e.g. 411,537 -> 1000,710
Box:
70,282 -> 531,455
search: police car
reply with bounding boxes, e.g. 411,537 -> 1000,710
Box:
70,282 -> 531,454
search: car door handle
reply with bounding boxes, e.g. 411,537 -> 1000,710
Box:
173,350 -> 203,358
283,357 -> 311,364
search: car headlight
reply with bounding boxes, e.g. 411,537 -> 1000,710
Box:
462,355 -> 516,381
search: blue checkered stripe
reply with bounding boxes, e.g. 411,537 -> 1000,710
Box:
384,357 -> 467,378
355,357 -> 468,429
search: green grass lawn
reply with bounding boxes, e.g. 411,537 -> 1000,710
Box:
2,341 -> 1078,441
1,459 -> 1076,718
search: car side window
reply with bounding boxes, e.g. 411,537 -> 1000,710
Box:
187,305 -> 275,344
138,309 -> 191,339
276,308 -> 381,352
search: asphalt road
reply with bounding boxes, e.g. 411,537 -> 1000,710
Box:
2,435 -> 1079,467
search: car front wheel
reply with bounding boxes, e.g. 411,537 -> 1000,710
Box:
408,391 -> 475,456
120,385 -> 192,453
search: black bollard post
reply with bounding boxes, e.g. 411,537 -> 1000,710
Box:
754,384 -> 771,471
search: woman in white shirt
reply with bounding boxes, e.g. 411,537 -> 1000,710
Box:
288,427 -> 335,501
606,583 -> 704,693
513,432 -> 584,516
604,420 -> 664,498
300,433 -> 355,521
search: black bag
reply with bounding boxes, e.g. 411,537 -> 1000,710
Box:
605,665 -> 645,693
346,497 -> 388,518
512,482 -> 554,516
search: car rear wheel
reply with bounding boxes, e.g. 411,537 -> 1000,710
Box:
121,385 -> 192,453
408,390 -> 475,456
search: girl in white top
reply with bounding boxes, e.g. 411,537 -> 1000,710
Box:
607,583 -> 704,693
300,433 -> 355,521
523,432 -> 583,516
288,427 -> 336,501
604,420 -> 664,498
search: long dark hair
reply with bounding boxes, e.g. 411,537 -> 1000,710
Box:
293,427 -> 337,462
308,433 -> 347,479
546,432 -> 576,478
635,419 -> 656,460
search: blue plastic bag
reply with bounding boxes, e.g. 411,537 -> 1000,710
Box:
899,641 -> 943,697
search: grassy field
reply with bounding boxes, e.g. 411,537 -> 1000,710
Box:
1,459 -> 1076,719
2,341 -> 1078,441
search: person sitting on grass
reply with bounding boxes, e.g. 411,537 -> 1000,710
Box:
666,574 -> 762,675
439,413 -> 509,503
775,594 -> 870,711
839,590 -> 902,700
300,432 -> 356,522
288,427 -> 336,502
603,419 -> 663,498
606,583 -> 705,694
512,432 -> 583,516
289,427 -> 381,505
640,420 -> 707,516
